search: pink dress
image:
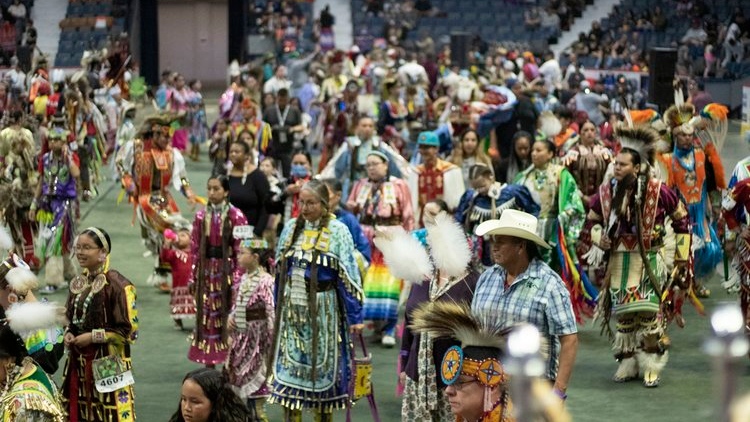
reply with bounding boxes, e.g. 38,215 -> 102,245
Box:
170,87 -> 191,151
225,270 -> 275,398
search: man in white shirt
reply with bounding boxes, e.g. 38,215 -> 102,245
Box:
263,65 -> 292,95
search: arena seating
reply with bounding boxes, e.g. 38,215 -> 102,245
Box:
350,0 -> 565,53
570,0 -> 750,77
55,0 -> 130,67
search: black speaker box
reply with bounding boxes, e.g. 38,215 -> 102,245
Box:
450,32 -> 472,69
649,48 -> 677,108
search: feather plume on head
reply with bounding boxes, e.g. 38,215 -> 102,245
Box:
373,227 -> 433,283
5,301 -> 67,334
4,267 -> 38,295
615,125 -> 661,172
426,212 -> 472,279
663,103 -> 697,136
410,302 -> 511,350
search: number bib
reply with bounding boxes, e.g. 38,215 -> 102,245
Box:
92,355 -> 135,393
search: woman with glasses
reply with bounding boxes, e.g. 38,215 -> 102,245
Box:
188,175 -> 248,368
346,150 -> 414,347
270,180 -> 363,422
62,227 -> 139,422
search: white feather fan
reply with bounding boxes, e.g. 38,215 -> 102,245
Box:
373,227 -> 433,283
0,226 -> 12,252
6,301 -> 67,333
426,212 -> 472,279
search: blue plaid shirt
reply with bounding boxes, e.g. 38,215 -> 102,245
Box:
471,258 -> 578,380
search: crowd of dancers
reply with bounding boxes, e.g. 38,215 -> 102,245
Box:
0,42 -> 749,422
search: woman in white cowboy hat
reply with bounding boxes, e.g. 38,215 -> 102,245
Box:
471,209 -> 578,404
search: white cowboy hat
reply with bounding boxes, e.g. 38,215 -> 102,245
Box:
475,209 -> 550,249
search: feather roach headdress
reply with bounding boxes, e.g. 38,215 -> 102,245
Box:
410,301 -> 510,351
410,302 -> 512,412
615,125 -> 661,170
663,103 -> 699,136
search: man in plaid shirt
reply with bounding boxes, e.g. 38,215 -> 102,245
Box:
471,210 -> 578,401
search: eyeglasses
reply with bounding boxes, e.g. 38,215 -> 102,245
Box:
74,244 -> 101,252
299,200 -> 321,208
450,378 -> 479,391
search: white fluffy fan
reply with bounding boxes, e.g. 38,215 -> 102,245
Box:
373,227 -> 433,283
0,226 -> 12,253
426,212 -> 472,279
6,301 -> 67,333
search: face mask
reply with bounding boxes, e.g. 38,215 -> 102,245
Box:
290,164 -> 309,178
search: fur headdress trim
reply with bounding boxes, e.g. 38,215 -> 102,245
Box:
5,267 -> 39,294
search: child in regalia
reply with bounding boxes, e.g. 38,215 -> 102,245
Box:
188,175 -> 248,367
225,238 -> 275,421
160,222 -> 196,330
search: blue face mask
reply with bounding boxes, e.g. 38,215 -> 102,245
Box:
290,164 -> 309,178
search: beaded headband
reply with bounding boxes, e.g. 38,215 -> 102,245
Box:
240,238 -> 269,250
441,345 -> 506,388
82,227 -> 110,253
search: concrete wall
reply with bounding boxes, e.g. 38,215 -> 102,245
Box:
158,0 -> 229,87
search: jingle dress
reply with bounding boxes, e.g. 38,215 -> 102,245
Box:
188,203 -> 247,365
62,270 -> 139,422
0,358 -> 66,422
270,217 -> 363,411
225,269 -> 275,399
347,175 -> 414,336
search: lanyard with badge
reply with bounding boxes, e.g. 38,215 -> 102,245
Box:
276,105 -> 290,144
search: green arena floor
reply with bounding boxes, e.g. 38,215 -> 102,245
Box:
39,97 -> 750,422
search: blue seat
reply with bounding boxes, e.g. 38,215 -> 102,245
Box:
60,30 -> 76,42
58,39 -> 74,52
67,3 -> 83,16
